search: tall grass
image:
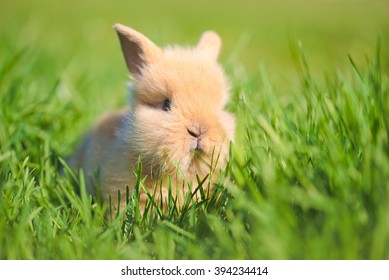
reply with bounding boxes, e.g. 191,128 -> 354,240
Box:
1,35 -> 388,259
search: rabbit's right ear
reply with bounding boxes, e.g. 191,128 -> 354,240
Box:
114,24 -> 162,75
196,31 -> 221,60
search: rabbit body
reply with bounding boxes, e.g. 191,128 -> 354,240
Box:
69,24 -> 235,211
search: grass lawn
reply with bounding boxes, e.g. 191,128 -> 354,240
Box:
0,0 -> 388,259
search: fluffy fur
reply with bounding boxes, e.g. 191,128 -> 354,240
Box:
68,24 -> 236,212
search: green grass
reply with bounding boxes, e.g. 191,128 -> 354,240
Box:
1,0 -> 389,259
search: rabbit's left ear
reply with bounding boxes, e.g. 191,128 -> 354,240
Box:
114,23 -> 162,76
196,31 -> 221,60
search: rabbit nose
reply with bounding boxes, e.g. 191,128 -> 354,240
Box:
187,122 -> 202,138
187,128 -> 200,138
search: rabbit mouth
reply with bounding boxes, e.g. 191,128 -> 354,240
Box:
189,137 -> 204,154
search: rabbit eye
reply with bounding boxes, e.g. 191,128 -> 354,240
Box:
162,99 -> 171,111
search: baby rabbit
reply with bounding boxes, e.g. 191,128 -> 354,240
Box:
68,23 -> 236,212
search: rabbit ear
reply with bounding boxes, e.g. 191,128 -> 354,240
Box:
196,31 -> 222,60
114,24 -> 162,75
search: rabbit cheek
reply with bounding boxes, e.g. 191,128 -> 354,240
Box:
132,108 -> 167,156
219,111 -> 236,142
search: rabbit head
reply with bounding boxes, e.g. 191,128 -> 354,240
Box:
114,24 -> 235,181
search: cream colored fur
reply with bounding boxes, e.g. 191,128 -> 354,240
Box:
68,23 -> 236,212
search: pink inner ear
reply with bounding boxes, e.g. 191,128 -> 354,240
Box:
117,33 -> 145,75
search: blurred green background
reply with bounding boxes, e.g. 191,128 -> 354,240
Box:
1,0 -> 388,82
